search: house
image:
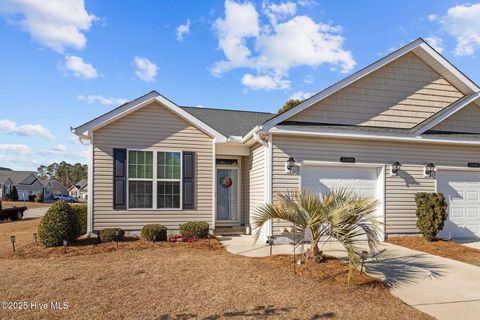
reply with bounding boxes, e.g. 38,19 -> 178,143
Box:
0,171 -> 44,201
0,176 -> 14,199
73,38 -> 480,241
40,179 -> 68,199
69,179 -> 88,200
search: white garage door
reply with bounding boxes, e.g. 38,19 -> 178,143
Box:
300,165 -> 384,238
437,171 -> 480,239
301,166 -> 381,199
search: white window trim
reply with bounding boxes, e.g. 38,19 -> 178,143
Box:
126,148 -> 183,211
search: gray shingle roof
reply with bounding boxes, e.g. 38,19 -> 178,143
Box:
74,179 -> 88,190
0,171 -> 36,185
180,106 -> 275,137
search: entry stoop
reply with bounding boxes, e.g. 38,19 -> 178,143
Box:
213,226 -> 246,235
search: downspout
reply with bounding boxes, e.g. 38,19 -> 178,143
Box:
254,132 -> 273,241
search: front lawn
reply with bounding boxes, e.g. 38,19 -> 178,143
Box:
388,236 -> 480,267
0,220 -> 432,319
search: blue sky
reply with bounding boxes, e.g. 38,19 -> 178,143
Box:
1,0 -> 480,170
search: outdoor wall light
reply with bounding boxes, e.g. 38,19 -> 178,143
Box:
425,163 -> 436,178
286,157 -> 296,173
391,161 -> 401,176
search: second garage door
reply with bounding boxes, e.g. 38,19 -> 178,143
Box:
437,171 -> 480,239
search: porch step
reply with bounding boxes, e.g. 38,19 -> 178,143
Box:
213,226 -> 246,235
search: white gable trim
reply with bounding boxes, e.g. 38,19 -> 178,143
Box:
262,38 -> 480,130
412,92 -> 480,135
72,92 -> 227,142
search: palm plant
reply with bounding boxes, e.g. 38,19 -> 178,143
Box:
253,188 -> 382,272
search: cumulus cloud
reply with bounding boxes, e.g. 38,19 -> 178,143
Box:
63,55 -> 98,79
176,19 -> 190,41
424,36 -> 444,53
77,94 -> 127,106
212,0 -> 355,90
431,3 -> 480,56
0,119 -> 54,140
241,73 -> 290,90
0,144 -> 32,154
0,0 -> 96,52
289,90 -> 312,100
134,57 -> 158,82
38,143 -> 87,159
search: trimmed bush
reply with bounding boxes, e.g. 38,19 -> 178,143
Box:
99,228 -> 125,242
10,186 -> 18,201
35,190 -> 44,203
415,192 -> 448,241
38,201 -> 82,247
179,221 -> 209,238
73,205 -> 88,234
141,224 -> 167,241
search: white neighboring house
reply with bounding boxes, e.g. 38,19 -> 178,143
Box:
0,171 -> 44,201
69,179 -> 88,200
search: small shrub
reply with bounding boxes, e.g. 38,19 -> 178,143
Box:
38,201 -> 81,246
99,228 -> 125,242
141,224 -> 167,241
73,205 -> 88,234
10,186 -> 18,201
35,190 -> 44,203
179,221 -> 209,238
415,192 -> 448,241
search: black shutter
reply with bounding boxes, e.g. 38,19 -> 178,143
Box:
113,148 -> 127,210
182,151 -> 195,209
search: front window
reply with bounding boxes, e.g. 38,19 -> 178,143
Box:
128,150 -> 181,209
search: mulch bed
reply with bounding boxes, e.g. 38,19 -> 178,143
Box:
387,236 -> 480,267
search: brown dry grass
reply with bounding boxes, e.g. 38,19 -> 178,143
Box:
388,236 -> 480,267
2,201 -> 52,209
0,218 -> 41,256
0,220 -> 432,320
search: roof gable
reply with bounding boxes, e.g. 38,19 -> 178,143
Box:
73,91 -> 227,142
262,38 -> 480,131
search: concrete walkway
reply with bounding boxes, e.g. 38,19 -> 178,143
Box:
218,235 -> 480,320
23,207 -> 49,219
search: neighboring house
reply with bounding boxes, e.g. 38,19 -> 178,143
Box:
40,179 -> 68,198
69,179 -> 88,200
0,171 -> 44,201
0,176 -> 14,199
73,38 -> 480,240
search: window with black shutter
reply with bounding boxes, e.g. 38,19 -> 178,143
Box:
113,148 -> 127,209
182,152 -> 195,209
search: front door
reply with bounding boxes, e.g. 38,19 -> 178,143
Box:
216,167 -> 240,224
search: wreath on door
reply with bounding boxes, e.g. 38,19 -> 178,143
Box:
220,176 -> 233,188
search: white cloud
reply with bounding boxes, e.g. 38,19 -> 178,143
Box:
0,119 -> 54,140
0,144 -> 32,154
304,75 -> 314,84
63,55 -> 98,79
427,14 -> 437,22
134,57 -> 158,82
436,3 -> 480,56
241,73 -> 290,90
263,1 -> 297,25
0,0 -> 96,52
212,0 -> 355,90
425,36 -> 444,53
212,0 -> 260,75
38,144 -> 87,159
289,90 -> 312,100
77,94 -> 127,106
176,19 -> 191,41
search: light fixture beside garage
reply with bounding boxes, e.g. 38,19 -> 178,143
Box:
286,157 -> 296,173
391,161 -> 401,177
424,163 -> 436,178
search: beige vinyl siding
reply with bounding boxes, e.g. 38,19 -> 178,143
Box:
92,101 -> 214,231
290,52 -> 463,129
431,102 -> 480,134
241,143 -> 265,225
271,134 -> 480,235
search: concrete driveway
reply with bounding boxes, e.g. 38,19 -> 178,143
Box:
23,207 -> 49,219
219,235 -> 480,320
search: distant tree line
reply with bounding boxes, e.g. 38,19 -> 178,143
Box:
37,162 -> 87,187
